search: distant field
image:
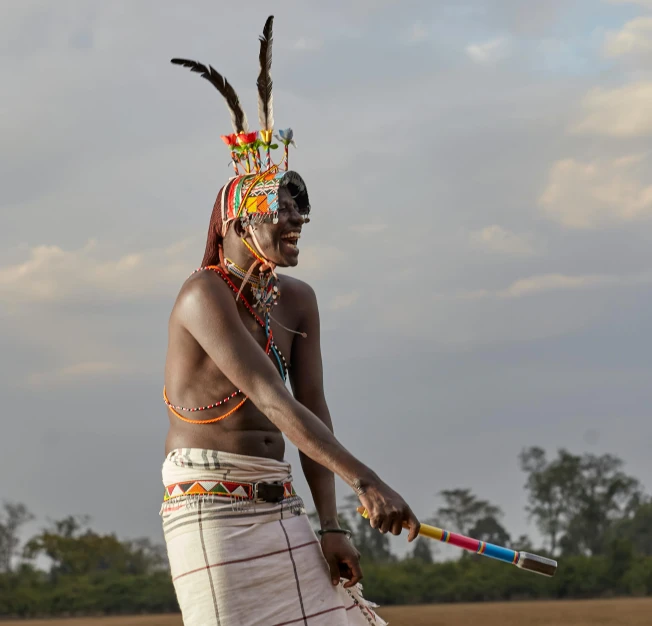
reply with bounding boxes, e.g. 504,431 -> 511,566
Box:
4,598 -> 652,625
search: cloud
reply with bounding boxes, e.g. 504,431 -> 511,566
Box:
330,292 -> 359,311
0,237 -> 351,306
539,154 -> 652,228
605,0 -> 652,8
5,0 -> 652,556
0,238 -> 197,305
447,269 -> 652,300
27,361 -> 123,389
293,36 -> 323,51
288,245 -> 349,282
605,17 -> 652,58
466,37 -> 510,64
570,82 -> 652,137
500,273 -> 617,298
470,225 -> 539,256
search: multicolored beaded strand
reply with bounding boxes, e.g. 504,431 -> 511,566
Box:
163,388 -> 248,425
164,389 -> 242,413
209,265 -> 289,380
162,265 -> 289,423
224,256 -> 306,340
224,258 -> 279,311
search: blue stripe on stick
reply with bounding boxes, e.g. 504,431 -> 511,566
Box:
482,543 -> 518,564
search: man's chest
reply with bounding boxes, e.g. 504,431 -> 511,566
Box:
234,300 -> 297,368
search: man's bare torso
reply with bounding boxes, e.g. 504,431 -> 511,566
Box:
164,269 -> 310,460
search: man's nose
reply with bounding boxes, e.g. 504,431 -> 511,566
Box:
289,208 -> 306,224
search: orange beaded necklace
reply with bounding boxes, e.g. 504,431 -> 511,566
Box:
163,265 -> 288,425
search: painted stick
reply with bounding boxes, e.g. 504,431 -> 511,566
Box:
356,507 -> 557,577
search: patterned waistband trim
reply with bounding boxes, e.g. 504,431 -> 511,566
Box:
164,479 -> 296,502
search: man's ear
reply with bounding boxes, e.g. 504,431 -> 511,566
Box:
233,219 -> 246,238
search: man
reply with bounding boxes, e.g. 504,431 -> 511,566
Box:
161,16 -> 420,625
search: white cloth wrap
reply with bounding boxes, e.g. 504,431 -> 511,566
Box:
161,448 -> 388,626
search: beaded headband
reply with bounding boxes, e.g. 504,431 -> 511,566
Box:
171,15 -> 310,235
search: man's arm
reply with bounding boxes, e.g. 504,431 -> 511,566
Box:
175,271 -> 373,488
175,271 -> 420,542
289,282 -> 340,531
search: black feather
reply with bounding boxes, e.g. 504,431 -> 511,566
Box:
256,15 -> 274,131
171,58 -> 249,134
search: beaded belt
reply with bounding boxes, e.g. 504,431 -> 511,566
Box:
164,479 -> 296,503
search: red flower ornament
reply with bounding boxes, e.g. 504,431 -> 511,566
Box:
221,134 -> 238,147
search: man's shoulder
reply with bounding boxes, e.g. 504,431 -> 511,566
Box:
173,268 -> 231,315
279,273 -> 317,302
179,267 -> 223,294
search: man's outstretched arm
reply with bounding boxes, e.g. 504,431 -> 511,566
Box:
289,282 -> 340,531
289,282 -> 364,587
178,271 -> 420,554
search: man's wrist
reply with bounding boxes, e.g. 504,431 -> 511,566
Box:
319,517 -> 341,531
318,528 -> 352,540
351,470 -> 380,496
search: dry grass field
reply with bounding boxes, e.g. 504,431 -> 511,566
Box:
3,598 -> 651,626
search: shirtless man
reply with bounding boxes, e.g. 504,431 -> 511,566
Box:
161,16 -> 419,625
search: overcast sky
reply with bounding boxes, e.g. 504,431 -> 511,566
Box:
2,0 -> 652,558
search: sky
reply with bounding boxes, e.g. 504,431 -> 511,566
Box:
2,0 -> 652,560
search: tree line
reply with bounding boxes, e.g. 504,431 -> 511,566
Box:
1,446 -> 651,617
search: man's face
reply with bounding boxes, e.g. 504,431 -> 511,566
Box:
249,186 -> 307,267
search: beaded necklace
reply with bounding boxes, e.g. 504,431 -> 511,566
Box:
223,257 -> 280,313
162,265 -> 288,424
234,238 -> 281,316
225,254 -> 307,340
215,264 -> 289,378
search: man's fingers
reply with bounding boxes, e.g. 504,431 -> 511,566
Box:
339,562 -> 353,579
379,514 -> 394,534
327,557 -> 341,586
342,558 -> 363,589
391,518 -> 403,536
406,511 -> 421,542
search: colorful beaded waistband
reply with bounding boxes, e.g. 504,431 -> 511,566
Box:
164,479 -> 296,502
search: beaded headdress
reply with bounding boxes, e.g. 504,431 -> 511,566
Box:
171,15 -> 310,237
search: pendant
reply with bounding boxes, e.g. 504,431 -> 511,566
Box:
252,270 -> 280,314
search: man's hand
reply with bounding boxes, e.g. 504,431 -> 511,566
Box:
320,532 -> 363,589
357,481 -> 420,542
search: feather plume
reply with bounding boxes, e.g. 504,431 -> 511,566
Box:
257,15 -> 274,133
171,58 -> 249,134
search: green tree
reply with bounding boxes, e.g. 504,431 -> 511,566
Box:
520,447 -> 642,557
519,447 -> 583,555
24,515 -> 167,579
469,515 -> 511,547
410,538 -> 434,564
616,499 -> 652,556
307,510 -> 352,534
513,534 -> 535,552
307,497 -> 393,562
0,502 -> 34,573
561,454 -> 641,556
121,537 -> 168,574
341,495 -> 394,563
432,488 -> 503,536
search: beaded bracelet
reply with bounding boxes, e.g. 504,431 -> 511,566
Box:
317,528 -> 353,539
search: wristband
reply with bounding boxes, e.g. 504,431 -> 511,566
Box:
317,528 -> 352,539
351,478 -> 366,496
